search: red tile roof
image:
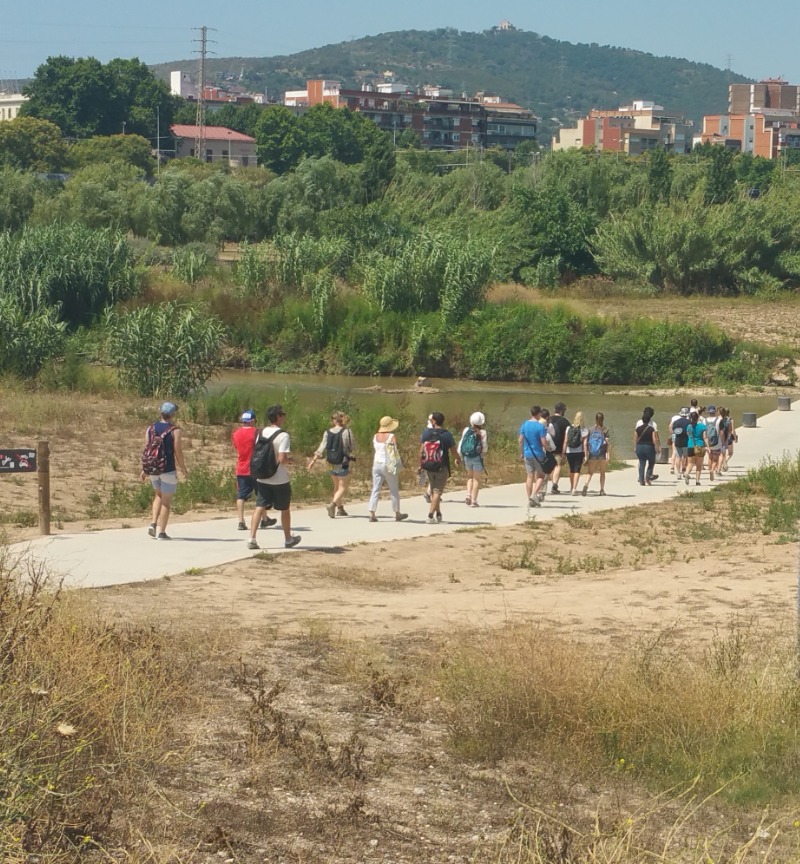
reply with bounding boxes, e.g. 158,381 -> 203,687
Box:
170,124 -> 256,143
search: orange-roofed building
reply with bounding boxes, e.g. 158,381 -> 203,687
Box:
170,124 -> 257,166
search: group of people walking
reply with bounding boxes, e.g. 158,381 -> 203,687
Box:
139,397 -> 737,547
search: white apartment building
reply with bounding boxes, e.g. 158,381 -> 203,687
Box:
0,92 -> 28,122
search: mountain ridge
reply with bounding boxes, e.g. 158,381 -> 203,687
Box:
152,27 -> 752,139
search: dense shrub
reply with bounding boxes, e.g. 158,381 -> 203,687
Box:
0,297 -> 66,377
104,302 -> 226,396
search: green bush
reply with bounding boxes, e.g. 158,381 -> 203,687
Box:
104,302 -> 226,397
0,296 -> 66,377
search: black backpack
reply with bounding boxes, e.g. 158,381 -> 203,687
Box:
566,424 -> 582,449
672,417 -> 689,447
325,428 -> 346,465
250,429 -> 283,480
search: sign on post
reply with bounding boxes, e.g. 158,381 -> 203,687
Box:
0,449 -> 37,473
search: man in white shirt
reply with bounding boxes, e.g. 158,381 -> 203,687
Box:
249,404 -> 301,550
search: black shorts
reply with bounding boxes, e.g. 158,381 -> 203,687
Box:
566,452 -> 585,474
255,481 -> 291,511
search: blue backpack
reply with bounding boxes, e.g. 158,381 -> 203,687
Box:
587,428 -> 607,459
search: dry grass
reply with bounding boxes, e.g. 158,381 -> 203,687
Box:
433,618 -> 800,805
0,545 -> 203,861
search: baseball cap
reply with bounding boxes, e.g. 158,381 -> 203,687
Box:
160,401 -> 178,416
679,407 -> 689,416
240,409 -> 256,423
707,405 -> 717,414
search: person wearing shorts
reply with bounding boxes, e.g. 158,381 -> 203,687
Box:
248,404 -> 301,550
232,409 -> 277,532
142,401 -> 187,540
686,411 -> 707,486
307,411 -> 355,518
518,405 -> 548,507
420,412 -> 459,522
563,410 -> 588,495
458,411 -> 488,507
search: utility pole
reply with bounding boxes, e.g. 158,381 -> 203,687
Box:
194,25 -> 208,162
156,105 -> 161,178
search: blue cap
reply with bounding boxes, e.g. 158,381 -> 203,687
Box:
160,401 -> 178,416
240,409 -> 256,422
707,405 -> 716,414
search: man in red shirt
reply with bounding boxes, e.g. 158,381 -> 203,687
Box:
232,410 -> 276,531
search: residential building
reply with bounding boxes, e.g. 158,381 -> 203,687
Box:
284,79 -> 538,151
697,79 -> 800,159
0,91 -> 28,122
169,70 -> 267,111
170,124 -> 257,166
552,101 -> 693,154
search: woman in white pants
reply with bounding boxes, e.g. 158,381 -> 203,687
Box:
368,416 -> 409,522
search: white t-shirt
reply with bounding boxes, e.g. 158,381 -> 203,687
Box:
256,425 -> 291,485
458,427 -> 488,455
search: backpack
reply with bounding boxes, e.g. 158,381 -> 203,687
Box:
460,428 -> 482,459
672,417 -> 689,447
566,425 -> 583,449
587,428 -> 607,459
250,429 -> 283,480
706,422 -> 720,448
420,430 -> 444,472
325,428 -> 346,465
141,423 -> 174,476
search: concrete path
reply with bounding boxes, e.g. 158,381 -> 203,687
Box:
9,401 -> 799,589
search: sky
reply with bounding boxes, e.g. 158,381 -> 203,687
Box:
2,0 -> 799,86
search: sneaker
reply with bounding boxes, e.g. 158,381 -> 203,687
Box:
581,486 -> 588,497
572,489 -> 579,496
536,492 -> 545,502
696,480 -> 701,486
528,496 -> 541,507
237,521 -> 247,531
428,513 -> 435,521
369,514 -> 378,523
470,502 -> 479,508
709,472 -> 715,482
148,523 -> 156,538
284,535 -> 301,549
435,512 -> 443,522
260,517 -> 277,529
599,490 -> 607,496
551,484 -> 560,494
157,532 -> 171,540
670,468 -> 675,474
395,512 -> 409,521
465,496 -> 472,505
423,492 -> 431,504
684,474 -> 690,486
247,538 -> 259,550
648,474 -> 659,482
337,507 -> 349,517
326,502 -> 336,519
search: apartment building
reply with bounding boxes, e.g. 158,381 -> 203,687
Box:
285,79 -> 538,151
697,79 -> 800,159
553,101 -> 692,154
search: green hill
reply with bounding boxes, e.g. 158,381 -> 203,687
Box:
154,27 -> 750,140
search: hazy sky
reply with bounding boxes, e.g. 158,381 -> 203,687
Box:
2,0 -> 798,84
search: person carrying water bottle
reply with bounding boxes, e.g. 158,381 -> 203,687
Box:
458,411 -> 488,507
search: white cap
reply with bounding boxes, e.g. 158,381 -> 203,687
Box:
470,411 -> 486,427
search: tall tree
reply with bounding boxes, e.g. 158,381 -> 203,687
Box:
21,56 -> 177,139
0,117 -> 67,172
647,148 -> 673,202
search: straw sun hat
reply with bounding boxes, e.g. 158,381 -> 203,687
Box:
378,416 -> 399,432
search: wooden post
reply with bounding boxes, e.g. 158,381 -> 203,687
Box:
37,440 -> 50,536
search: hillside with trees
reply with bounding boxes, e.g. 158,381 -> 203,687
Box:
155,27 -> 750,138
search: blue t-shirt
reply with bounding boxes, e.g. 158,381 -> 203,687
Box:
519,419 -> 546,459
688,421 -> 706,449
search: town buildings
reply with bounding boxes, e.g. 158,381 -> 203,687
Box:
696,79 -> 800,159
169,124 -> 257,166
552,101 -> 692,154
283,79 -> 538,151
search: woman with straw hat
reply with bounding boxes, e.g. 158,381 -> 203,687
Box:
368,416 -> 408,522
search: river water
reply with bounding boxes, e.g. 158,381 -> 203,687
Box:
211,371 -> 782,445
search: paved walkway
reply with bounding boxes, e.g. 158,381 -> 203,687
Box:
9,401 -> 799,589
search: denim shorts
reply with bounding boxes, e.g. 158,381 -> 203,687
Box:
463,455 -> 484,473
330,465 -> 350,477
150,471 -> 177,495
236,475 -> 255,501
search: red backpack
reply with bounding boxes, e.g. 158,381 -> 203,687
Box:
141,424 -> 175,475
420,431 -> 444,472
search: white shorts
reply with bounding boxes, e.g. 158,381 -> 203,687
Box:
150,471 -> 178,495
